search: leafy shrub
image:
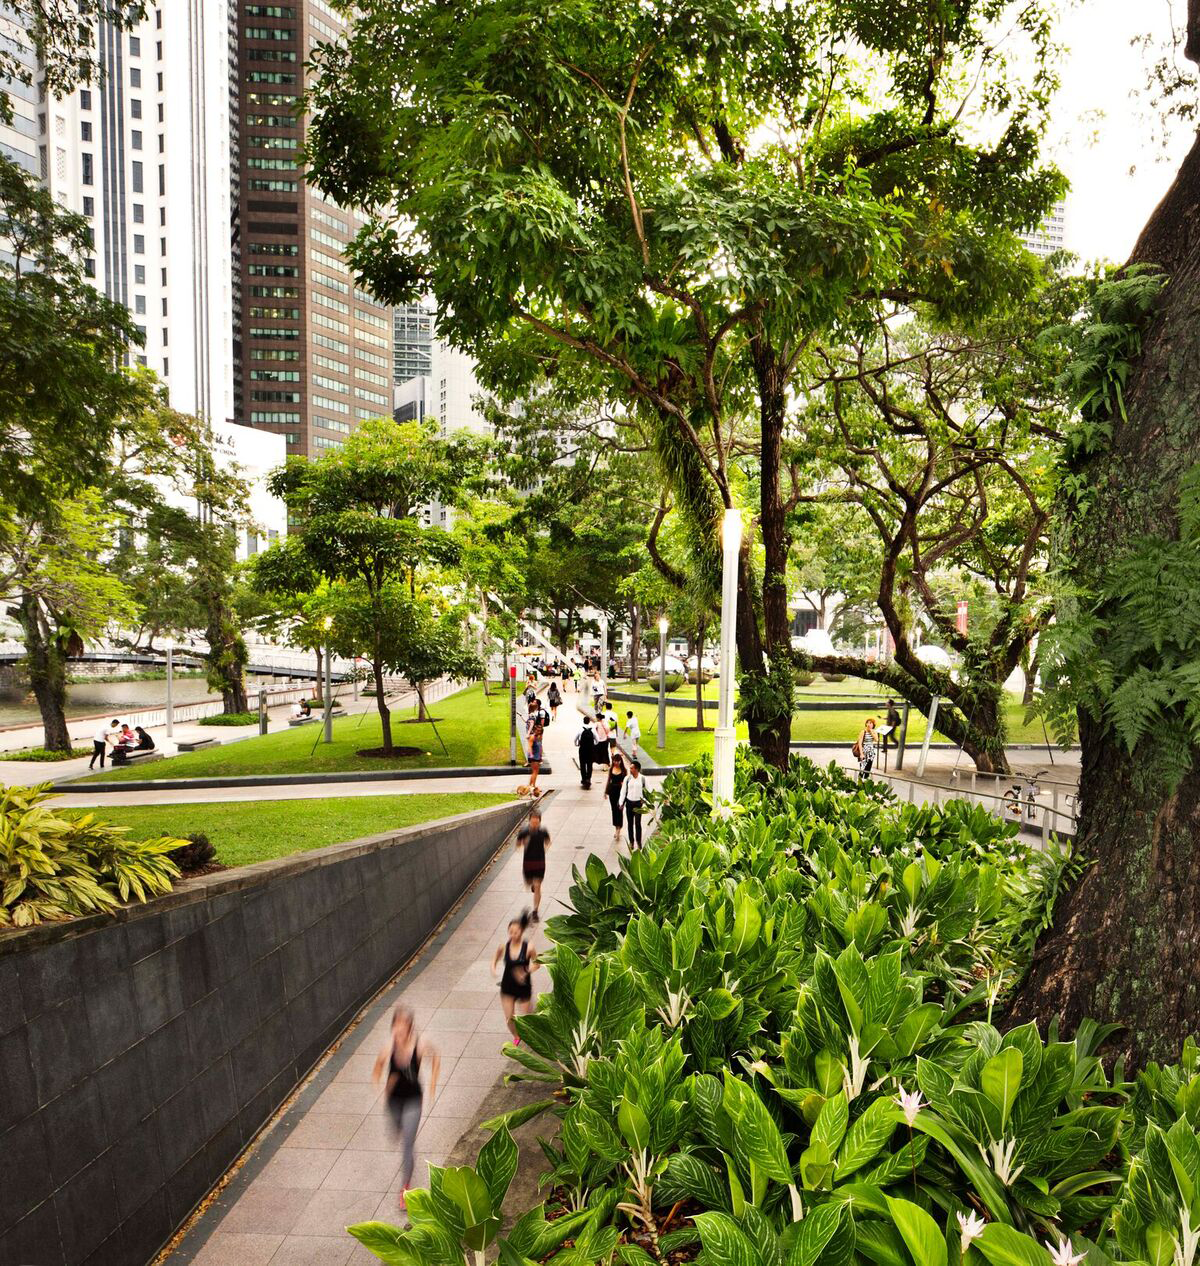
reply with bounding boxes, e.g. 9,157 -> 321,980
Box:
197,711 -> 257,726
662,672 -> 685,693
1,784 -> 185,926
822,671 -> 847,682
795,670 -> 816,687
5,746 -> 92,762
168,832 -> 217,873
353,750 -> 1194,1265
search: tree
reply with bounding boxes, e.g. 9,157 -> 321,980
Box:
269,419 -> 486,752
307,0 -> 1063,766
250,538 -> 337,704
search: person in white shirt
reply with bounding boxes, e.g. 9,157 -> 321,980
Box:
622,710 -> 641,755
589,673 -> 604,705
89,719 -> 120,770
601,704 -> 619,762
619,759 -> 646,848
592,713 -> 610,768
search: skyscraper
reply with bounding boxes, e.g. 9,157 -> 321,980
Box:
1021,199 -> 1067,259
233,0 -> 393,458
393,300 -> 433,384
0,7 -> 39,184
38,2 -> 237,422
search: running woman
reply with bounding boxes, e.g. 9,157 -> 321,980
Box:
492,911 -> 539,1043
516,809 -> 550,920
372,1006 -> 440,1211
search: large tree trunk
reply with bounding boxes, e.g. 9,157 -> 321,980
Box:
200,578 -> 248,714
694,626 -> 708,730
313,645 -> 324,704
373,655 -> 393,752
13,596 -> 71,752
1007,107 -> 1200,1064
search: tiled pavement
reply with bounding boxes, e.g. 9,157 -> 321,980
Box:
167,710 -> 624,1265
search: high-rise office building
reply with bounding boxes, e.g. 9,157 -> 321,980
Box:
36,2 -> 237,422
393,301 -> 433,384
0,6 -> 39,186
233,0 -> 393,458
1021,199 -> 1067,259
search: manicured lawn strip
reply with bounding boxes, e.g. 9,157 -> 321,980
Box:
77,684 -> 512,782
86,792 -> 510,867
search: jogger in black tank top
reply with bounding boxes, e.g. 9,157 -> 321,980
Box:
492,912 -> 540,1044
373,1006 -> 440,1210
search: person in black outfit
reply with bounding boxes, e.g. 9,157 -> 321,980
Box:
492,911 -> 540,1044
883,699 -> 902,756
516,809 -> 550,920
576,716 -> 596,789
546,680 -> 562,720
605,752 -> 627,845
134,726 -> 155,750
373,1006 -> 440,1210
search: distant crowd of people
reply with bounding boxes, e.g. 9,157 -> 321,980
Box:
88,718 -> 155,769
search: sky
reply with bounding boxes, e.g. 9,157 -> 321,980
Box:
1048,0 -> 1196,262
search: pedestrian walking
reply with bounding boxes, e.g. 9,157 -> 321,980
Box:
621,758 -> 646,848
605,752 -> 627,845
854,717 -> 878,779
883,699 -> 902,754
589,672 -> 604,707
593,711 -> 610,768
575,714 -> 597,789
546,680 -> 562,720
525,705 -> 544,794
492,911 -> 539,1044
89,719 -> 120,770
602,702 -> 620,762
516,809 -> 550,919
623,710 -> 641,756
373,1006 -> 440,1212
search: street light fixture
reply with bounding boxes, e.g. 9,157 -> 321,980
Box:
657,615 -> 669,751
163,637 -> 175,739
712,508 -> 743,815
322,616 -> 334,744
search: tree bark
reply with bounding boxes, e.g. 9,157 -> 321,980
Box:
373,654 -> 393,753
416,681 -> 428,722
1021,651 -> 1038,709
694,626 -> 708,729
1007,113 -> 1200,1064
12,596 -> 71,752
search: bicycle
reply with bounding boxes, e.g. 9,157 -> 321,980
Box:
1002,768 -> 1048,825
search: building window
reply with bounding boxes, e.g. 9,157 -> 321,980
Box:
133,202 -> 143,223
84,257 -> 95,277
157,73 -> 163,90
80,121 -> 91,141
160,236 -> 166,255
156,40 -> 162,59
130,67 -> 141,87
80,89 -> 91,110
163,357 -> 169,375
161,297 -> 167,316
156,8 -> 162,27
131,129 -> 142,150
157,103 -> 163,123
134,264 -> 145,284
248,179 -> 298,192
134,234 -> 145,254
162,327 -> 168,345
158,165 -> 164,195
81,153 -> 93,185
131,98 -> 141,118
129,35 -> 140,55
83,196 -> 94,216
131,160 -> 143,192
134,295 -> 145,313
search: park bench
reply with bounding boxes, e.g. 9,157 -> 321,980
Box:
176,738 -> 219,753
287,716 -> 319,727
110,749 -> 163,767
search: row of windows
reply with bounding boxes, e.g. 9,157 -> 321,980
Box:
311,227 -> 345,251
247,71 -> 296,85
356,366 -> 388,387
312,331 -> 349,355
355,406 -> 379,420
247,156 -> 297,170
357,347 -> 388,369
251,410 -> 300,422
311,373 -> 347,393
312,394 -> 349,414
355,388 -> 388,407
311,206 -> 347,233
356,307 -> 388,330
313,434 -> 343,450
245,5 -> 295,16
312,268 -> 347,294
250,306 -> 300,319
247,48 -> 297,62
249,178 -> 298,192
251,370 -> 301,382
248,242 -> 298,255
246,91 -> 295,108
312,310 -> 348,334
249,135 -> 298,149
310,13 -> 341,41
313,291 -> 349,315
315,415 -> 351,434
310,247 -> 345,273
312,353 -> 347,373
357,325 -> 388,349
246,114 -> 297,129
245,26 -> 295,40
250,285 -> 299,298
247,263 -> 298,277
285,432 -> 302,444
252,389 -> 301,402
248,327 -> 300,340
250,347 -> 299,361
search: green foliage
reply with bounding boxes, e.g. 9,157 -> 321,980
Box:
0,784 -> 183,926
167,833 -> 217,874
197,712 -> 257,727
4,747 -> 91,762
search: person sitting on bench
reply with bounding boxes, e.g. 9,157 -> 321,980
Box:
134,726 -> 155,751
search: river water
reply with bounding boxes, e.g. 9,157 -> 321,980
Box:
0,675 -> 276,729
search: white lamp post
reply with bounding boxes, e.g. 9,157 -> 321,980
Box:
657,616 -> 669,750
712,508 -> 743,814
164,637 -> 174,739
322,616 -> 334,744
599,611 -> 609,691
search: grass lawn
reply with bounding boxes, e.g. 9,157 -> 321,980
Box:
78,684 -> 512,782
88,792 -> 510,867
616,694 -> 1062,766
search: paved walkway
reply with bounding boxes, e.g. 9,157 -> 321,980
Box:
165,709 -> 623,1265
